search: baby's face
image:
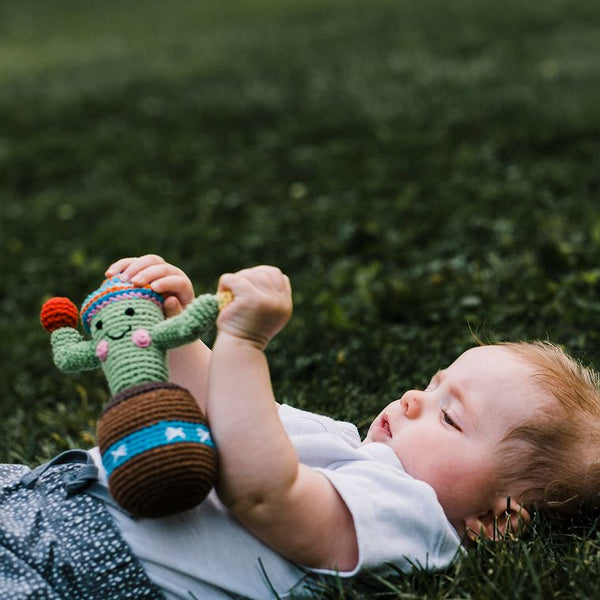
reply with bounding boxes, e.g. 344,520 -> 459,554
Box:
364,346 -> 546,534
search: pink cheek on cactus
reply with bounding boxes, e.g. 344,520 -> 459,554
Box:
96,340 -> 109,362
132,328 -> 152,348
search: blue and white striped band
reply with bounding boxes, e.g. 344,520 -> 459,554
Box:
102,420 -> 215,478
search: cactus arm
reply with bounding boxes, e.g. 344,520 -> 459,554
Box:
50,327 -> 100,372
152,293 -> 222,350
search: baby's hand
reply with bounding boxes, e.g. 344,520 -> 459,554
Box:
217,266 -> 292,350
106,254 -> 195,318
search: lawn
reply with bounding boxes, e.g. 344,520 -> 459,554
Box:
1,0 -> 600,596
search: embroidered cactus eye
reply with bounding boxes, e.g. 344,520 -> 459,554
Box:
125,307 -> 135,317
95,320 -> 103,331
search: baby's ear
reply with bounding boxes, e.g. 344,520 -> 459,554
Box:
465,497 -> 531,542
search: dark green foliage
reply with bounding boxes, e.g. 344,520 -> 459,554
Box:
1,0 -> 600,596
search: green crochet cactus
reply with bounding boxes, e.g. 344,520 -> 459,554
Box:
44,276 -> 225,394
41,276 -> 230,518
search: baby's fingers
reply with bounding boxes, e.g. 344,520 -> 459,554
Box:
121,254 -> 169,282
150,274 -> 195,307
217,272 -> 237,294
106,254 -> 167,280
105,257 -> 138,277
164,296 -> 184,318
106,255 -> 195,308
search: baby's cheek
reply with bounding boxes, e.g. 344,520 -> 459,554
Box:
132,328 -> 152,348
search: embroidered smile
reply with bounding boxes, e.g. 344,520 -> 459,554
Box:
106,326 -> 132,340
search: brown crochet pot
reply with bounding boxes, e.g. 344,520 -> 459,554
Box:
97,381 -> 217,518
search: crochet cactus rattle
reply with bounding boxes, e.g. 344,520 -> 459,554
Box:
40,276 -> 231,518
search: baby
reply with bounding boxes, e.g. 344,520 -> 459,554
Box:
2,254 -> 599,600
96,255 -> 600,598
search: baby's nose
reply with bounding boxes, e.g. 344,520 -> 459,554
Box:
401,392 -> 423,419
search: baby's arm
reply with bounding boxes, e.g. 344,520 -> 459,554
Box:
208,266 -> 358,572
105,255 -> 212,414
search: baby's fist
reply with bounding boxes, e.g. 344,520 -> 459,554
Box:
217,266 -> 292,350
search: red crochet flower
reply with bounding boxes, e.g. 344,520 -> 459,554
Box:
41,297 -> 79,332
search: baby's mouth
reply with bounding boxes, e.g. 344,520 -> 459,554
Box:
106,326 -> 132,340
382,415 -> 392,437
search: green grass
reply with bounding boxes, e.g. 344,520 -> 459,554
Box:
1,0 -> 600,596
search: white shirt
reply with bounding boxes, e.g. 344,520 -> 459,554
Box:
89,404 -> 462,599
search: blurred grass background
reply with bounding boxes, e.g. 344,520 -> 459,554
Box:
1,0 -> 600,596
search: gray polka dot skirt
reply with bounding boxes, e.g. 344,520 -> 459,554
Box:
0,450 -> 165,599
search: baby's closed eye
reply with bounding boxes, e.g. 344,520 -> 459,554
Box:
441,409 -> 461,431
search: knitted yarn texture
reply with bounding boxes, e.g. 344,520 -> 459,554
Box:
98,382 -> 217,517
81,276 -> 165,334
44,276 -> 222,395
41,275 -> 228,518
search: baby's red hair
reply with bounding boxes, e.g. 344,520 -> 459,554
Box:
497,341 -> 600,521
